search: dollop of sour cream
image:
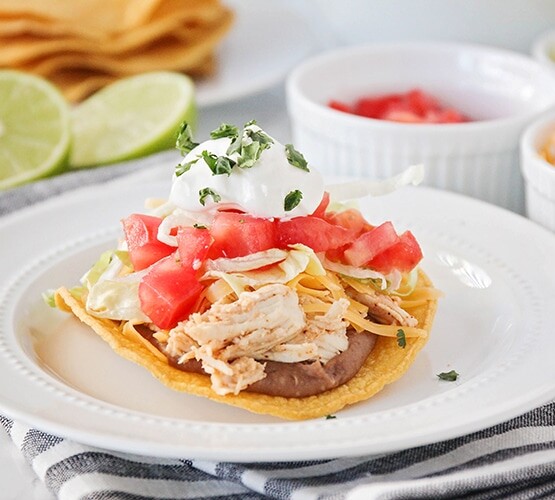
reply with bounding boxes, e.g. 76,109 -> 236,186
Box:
169,124 -> 324,219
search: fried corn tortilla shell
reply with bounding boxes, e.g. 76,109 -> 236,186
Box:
0,4 -> 233,64
19,20 -> 232,77
55,270 -> 438,420
39,69 -> 116,104
40,55 -> 215,103
0,0 -> 165,37
0,0 -> 233,101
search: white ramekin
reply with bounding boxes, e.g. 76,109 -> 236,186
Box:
286,42 -> 555,214
520,110 -> 555,232
531,29 -> 555,73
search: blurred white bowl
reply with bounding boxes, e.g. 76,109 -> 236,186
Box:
286,42 -> 555,213
532,29 -> 555,71
520,110 -> 555,231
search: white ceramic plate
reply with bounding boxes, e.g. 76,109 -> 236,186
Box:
195,0 -> 319,107
1,179 -> 555,462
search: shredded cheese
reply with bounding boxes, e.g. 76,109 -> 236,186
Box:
122,322 -> 168,362
343,309 -> 426,337
204,278 -> 236,304
400,287 -> 443,309
286,270 -> 428,338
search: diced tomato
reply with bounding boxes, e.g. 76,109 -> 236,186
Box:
276,215 -> 355,252
122,214 -> 174,271
325,245 -> 349,263
383,109 -> 422,123
328,88 -> 468,124
425,108 -> 467,123
138,253 -> 203,329
324,208 -> 371,235
406,88 -> 440,116
328,99 -> 352,113
355,94 -> 402,119
311,191 -> 330,218
177,226 -> 213,270
209,212 -> 277,258
343,221 -> 400,267
367,230 -> 423,274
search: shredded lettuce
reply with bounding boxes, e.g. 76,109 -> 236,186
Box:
326,164 -> 424,201
114,250 -> 132,269
391,268 -> 419,296
207,272 -> 250,298
145,198 -> 174,215
42,289 -> 56,308
85,270 -> 149,322
202,244 -> 325,291
69,286 -> 87,302
319,255 -> 389,289
157,208 -> 213,246
205,248 -> 288,273
81,249 -> 114,289
288,244 -> 325,276
327,199 -> 359,213
75,249 -> 149,322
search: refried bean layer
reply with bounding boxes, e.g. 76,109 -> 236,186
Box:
139,327 -> 377,398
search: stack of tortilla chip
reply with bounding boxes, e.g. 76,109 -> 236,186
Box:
0,0 -> 234,101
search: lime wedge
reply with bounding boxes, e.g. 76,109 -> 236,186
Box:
70,72 -> 197,168
0,70 -> 71,190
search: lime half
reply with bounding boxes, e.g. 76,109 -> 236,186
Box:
0,70 -> 71,190
70,72 -> 197,168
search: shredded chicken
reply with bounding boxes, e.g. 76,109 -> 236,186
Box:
180,283 -> 305,345
259,297 -> 350,363
305,298 -> 349,339
347,287 -> 418,327
165,330 -> 197,361
205,356 -> 266,396
164,284 -> 396,395
257,342 -> 319,363
166,283 -> 306,395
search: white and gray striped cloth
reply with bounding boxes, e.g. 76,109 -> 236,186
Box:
2,157 -> 555,499
2,401 -> 555,499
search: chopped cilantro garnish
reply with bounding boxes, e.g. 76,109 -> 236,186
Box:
285,144 -> 309,172
237,141 -> 261,169
396,329 -> 407,348
226,121 -> 274,169
284,190 -> 303,211
175,122 -> 198,155
201,151 -> 218,170
437,370 -> 459,382
175,158 -> 197,177
201,150 -> 236,176
226,134 -> 241,156
325,414 -> 337,420
210,123 -> 239,140
246,127 -> 273,149
199,187 -> 221,206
